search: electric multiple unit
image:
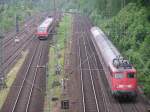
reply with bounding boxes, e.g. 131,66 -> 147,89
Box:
36,17 -> 53,39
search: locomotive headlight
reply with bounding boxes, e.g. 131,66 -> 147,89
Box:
116,85 -> 133,88
127,85 -> 132,88
117,85 -> 124,88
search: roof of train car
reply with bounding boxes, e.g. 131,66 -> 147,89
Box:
91,27 -> 120,63
38,18 -> 53,28
91,27 -> 135,72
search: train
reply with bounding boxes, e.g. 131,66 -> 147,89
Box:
36,17 -> 53,39
90,27 -> 137,99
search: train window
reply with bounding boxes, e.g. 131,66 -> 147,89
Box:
38,27 -> 46,32
114,73 -> 125,79
127,73 -> 135,78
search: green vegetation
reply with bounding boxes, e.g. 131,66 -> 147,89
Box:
44,14 -> 72,112
0,0 -> 52,32
0,0 -> 72,32
0,2 -> 33,31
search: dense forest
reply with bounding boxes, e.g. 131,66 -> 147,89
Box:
65,0 -> 150,97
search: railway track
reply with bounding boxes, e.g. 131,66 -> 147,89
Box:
2,35 -> 33,74
78,20 -> 99,112
1,13 -> 49,74
11,41 -> 43,112
72,14 -> 148,112
84,16 -> 148,112
84,16 -> 126,112
2,26 -> 36,74
84,20 -> 112,112
1,12 -> 61,112
1,39 -> 48,112
3,17 -> 35,48
74,15 -> 103,112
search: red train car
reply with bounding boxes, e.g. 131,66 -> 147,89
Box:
36,17 -> 53,39
91,27 -> 137,99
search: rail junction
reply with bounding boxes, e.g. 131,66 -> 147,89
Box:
0,12 -> 149,112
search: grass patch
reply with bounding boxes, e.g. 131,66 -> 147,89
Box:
44,14 -> 72,112
0,50 -> 28,109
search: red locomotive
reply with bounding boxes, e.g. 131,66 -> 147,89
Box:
36,17 -> 53,39
91,27 -> 137,98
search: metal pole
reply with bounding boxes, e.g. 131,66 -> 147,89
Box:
0,0 -> 5,89
54,0 -> 56,12
16,14 -> 19,34
46,63 -> 50,112
0,31 -> 5,89
53,0 -> 56,25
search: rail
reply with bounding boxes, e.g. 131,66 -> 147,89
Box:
11,41 -> 40,112
25,47 -> 43,112
77,18 -> 99,112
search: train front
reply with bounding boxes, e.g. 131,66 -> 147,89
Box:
111,60 -> 137,98
36,17 -> 53,40
36,27 -> 48,39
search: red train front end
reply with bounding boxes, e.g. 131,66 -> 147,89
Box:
36,17 -> 53,40
36,32 -> 48,39
111,69 -> 137,98
36,26 -> 49,39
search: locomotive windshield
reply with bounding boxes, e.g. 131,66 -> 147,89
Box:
38,27 -> 46,32
114,73 -> 125,79
127,73 -> 135,78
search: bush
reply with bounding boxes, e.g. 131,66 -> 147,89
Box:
52,80 -> 61,88
51,97 -> 59,101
